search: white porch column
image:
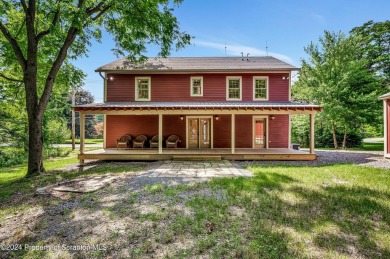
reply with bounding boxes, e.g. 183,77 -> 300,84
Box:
231,114 -> 235,154
80,113 -> 86,164
80,113 -> 86,154
158,114 -> 163,154
310,113 -> 315,154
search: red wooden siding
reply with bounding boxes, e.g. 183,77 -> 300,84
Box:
268,115 -> 289,148
106,75 -> 134,101
213,115 -> 231,148
163,115 -> 186,148
106,73 -> 289,102
105,114 -> 289,149
106,115 -> 158,148
387,100 -> 390,154
235,115 -> 253,148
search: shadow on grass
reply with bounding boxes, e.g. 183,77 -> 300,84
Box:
208,170 -> 390,258
1,163 -> 389,258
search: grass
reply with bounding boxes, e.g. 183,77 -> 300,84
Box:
0,147 -> 111,204
1,158 -> 389,258
63,138 -> 103,144
302,142 -> 385,152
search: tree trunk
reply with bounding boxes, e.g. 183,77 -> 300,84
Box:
331,122 -> 339,149
342,128 -> 347,149
26,112 -> 45,177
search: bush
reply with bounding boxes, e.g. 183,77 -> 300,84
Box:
0,148 -> 28,167
44,119 -> 71,145
316,131 -> 363,148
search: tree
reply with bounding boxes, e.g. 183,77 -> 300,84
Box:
293,31 -> 381,148
66,89 -> 98,138
0,0 -> 191,176
351,20 -> 390,87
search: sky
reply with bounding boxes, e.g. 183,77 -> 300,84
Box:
72,0 -> 390,102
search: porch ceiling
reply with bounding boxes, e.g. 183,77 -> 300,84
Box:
74,101 -> 322,113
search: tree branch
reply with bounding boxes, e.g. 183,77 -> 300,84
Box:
38,27 -> 79,114
20,0 -> 28,14
91,5 -> 110,21
0,22 -> 27,71
36,9 -> 60,41
0,72 -> 24,83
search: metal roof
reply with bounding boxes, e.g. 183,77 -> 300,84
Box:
75,101 -> 322,111
95,56 -> 299,72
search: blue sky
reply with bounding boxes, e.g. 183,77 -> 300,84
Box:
72,0 -> 390,102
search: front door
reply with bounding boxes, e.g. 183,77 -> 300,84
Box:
188,117 -> 211,148
254,118 -> 266,148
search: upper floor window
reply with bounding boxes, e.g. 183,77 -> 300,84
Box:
253,76 -> 269,100
190,77 -> 203,96
226,76 -> 242,100
135,77 -> 151,101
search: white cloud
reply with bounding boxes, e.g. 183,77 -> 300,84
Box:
194,40 -> 294,64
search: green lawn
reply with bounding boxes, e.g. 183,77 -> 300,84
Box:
63,138 -> 103,144
1,160 -> 389,258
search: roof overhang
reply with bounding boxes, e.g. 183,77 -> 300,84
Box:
74,102 -> 322,113
379,92 -> 390,100
95,69 -> 300,73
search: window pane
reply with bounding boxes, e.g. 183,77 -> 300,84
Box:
137,79 -> 149,99
228,79 -> 240,99
192,79 -> 202,95
255,79 -> 267,99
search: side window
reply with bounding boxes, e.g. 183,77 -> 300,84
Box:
190,77 -> 203,96
135,77 -> 151,101
226,77 -> 242,100
253,77 -> 269,100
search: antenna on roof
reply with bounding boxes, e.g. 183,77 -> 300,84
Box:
225,41 -> 227,56
240,52 -> 244,61
247,53 -> 250,61
266,40 -> 269,56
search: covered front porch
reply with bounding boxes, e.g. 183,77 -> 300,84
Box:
79,148 -> 315,161
75,102 -> 322,162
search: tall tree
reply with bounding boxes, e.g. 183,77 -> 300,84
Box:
351,20 -> 390,87
293,31 -> 381,148
0,0 -> 191,176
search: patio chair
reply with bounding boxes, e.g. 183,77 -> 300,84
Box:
149,135 -> 163,148
133,135 -> 148,148
166,135 -> 180,148
116,135 -> 132,149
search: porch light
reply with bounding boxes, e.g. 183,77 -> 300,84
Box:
109,76 -> 114,81
270,115 -> 276,120
180,115 -> 184,121
215,115 -> 219,121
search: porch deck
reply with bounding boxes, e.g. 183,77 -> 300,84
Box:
79,148 -> 316,161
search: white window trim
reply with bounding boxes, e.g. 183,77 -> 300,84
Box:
190,76 -> 203,97
135,77 -> 151,101
253,76 -> 269,101
226,76 -> 242,101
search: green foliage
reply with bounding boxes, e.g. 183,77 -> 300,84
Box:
0,0 -> 191,175
0,148 -> 28,167
351,20 -> 390,87
43,119 -> 71,145
293,29 -> 386,148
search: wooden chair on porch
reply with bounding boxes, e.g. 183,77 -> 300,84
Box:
133,135 -> 148,148
166,135 -> 180,148
149,135 -> 163,148
116,135 -> 132,149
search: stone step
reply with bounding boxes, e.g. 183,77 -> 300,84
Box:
172,155 -> 222,161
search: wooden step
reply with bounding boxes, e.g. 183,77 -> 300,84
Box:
172,155 -> 221,161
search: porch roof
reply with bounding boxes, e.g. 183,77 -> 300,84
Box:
74,101 -> 322,112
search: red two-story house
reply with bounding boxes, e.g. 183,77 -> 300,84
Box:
75,57 -> 322,163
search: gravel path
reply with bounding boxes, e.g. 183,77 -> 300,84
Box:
235,150 -> 390,170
